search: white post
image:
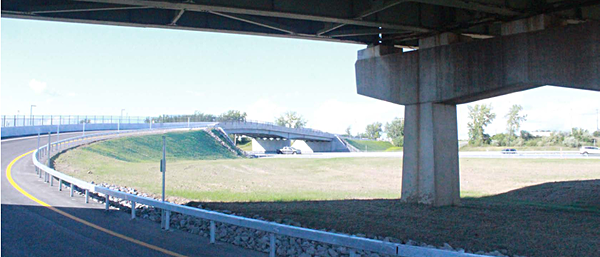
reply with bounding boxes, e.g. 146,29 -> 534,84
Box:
165,211 -> 170,230
57,118 -> 60,141
36,133 -> 40,174
269,233 -> 276,257
210,221 -> 216,243
131,201 -> 136,219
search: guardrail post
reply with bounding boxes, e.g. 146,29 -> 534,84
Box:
85,190 -> 89,203
349,249 -> 357,257
131,201 -> 136,219
58,178 -> 62,191
105,195 -> 110,210
269,233 -> 276,257
210,221 -> 216,243
165,211 -> 171,230
70,184 -> 74,197
50,176 -> 54,186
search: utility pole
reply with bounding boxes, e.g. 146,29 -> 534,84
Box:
161,135 -> 166,202
119,109 -> 125,133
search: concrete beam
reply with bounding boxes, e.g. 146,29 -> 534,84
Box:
356,21 -> 600,105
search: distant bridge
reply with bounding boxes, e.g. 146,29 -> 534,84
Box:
1,117 -> 351,153
217,121 -> 350,153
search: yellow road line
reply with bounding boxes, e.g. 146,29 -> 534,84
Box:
6,151 -> 187,257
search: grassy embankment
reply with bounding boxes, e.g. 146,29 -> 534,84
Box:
56,132 -> 599,204
344,139 -> 401,152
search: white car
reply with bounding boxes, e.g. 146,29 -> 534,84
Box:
277,146 -> 301,155
579,146 -> 600,156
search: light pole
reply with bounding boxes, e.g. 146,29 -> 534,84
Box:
119,109 -> 125,132
160,136 -> 168,230
30,105 -> 36,126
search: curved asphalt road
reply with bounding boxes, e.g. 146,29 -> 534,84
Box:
1,132 -> 266,257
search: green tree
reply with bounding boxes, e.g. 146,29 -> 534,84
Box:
505,104 -> 527,146
345,126 -> 352,136
571,128 -> 593,143
275,111 -> 307,128
365,122 -> 383,140
385,117 -> 404,147
218,110 -> 247,122
467,104 -> 496,146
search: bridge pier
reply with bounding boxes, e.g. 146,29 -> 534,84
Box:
356,19 -> 600,206
251,138 -> 290,153
402,103 -> 459,206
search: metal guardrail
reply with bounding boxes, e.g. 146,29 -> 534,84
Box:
2,115 -> 333,138
31,128 -> 489,257
218,120 -> 334,138
2,115 -> 150,127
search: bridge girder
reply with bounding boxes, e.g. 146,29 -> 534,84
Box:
3,0 -> 599,47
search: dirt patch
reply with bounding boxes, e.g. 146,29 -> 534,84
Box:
197,181 -> 600,257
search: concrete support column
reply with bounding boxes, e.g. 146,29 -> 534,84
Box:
402,102 -> 460,206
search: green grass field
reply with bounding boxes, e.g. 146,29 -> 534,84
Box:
56,141 -> 599,205
236,140 -> 252,151
54,132 -> 600,257
344,139 -> 400,152
76,130 -> 239,162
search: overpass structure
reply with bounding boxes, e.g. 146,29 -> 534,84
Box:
3,0 -> 600,206
217,121 -> 350,153
1,119 -> 352,153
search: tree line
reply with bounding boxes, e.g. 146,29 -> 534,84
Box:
344,117 -> 405,147
145,110 -> 248,123
467,104 -> 599,148
145,110 -> 309,129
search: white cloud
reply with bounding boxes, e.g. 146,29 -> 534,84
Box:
28,79 -> 61,97
29,79 -> 47,94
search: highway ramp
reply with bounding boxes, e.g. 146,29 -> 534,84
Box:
1,132 -> 266,257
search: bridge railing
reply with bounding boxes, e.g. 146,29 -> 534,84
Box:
30,128 -> 488,257
218,120 -> 334,138
1,115 -> 151,127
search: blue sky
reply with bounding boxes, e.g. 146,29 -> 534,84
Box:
2,18 -> 599,139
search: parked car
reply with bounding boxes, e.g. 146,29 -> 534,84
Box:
277,146 -> 301,155
579,146 -> 600,156
501,148 -> 517,154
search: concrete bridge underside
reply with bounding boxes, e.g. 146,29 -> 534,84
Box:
4,1 -> 600,206
356,18 -> 600,206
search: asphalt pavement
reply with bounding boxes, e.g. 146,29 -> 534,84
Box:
256,151 -> 600,159
1,132 -> 266,257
